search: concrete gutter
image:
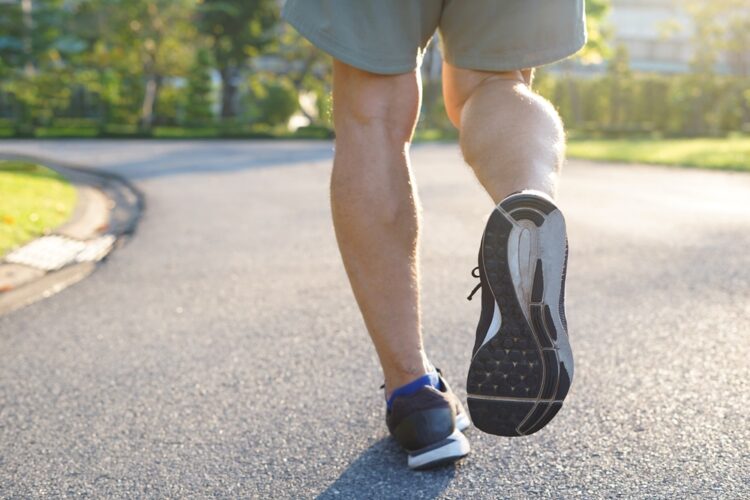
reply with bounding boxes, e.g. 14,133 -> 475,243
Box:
0,154 -> 143,315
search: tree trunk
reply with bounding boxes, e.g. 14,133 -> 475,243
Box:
22,0 -> 34,77
290,59 -> 316,124
296,101 -> 315,124
220,66 -> 238,119
140,74 -> 162,133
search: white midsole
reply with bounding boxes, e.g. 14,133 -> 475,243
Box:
478,302 -> 502,351
407,429 -> 470,469
456,412 -> 471,431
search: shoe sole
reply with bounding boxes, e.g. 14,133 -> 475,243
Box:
467,192 -> 573,437
456,411 -> 471,432
408,429 -> 470,470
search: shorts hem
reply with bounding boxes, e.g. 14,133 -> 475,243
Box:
283,10 -> 418,75
445,30 -> 587,72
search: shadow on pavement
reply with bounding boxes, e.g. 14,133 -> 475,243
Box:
0,141 -> 336,181
107,142 -> 335,180
316,437 -> 456,500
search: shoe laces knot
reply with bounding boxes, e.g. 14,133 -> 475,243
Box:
467,266 -> 481,301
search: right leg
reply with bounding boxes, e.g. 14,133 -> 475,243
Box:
330,60 -> 430,396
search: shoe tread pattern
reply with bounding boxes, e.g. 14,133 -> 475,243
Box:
468,194 -> 570,437
467,210 -> 544,401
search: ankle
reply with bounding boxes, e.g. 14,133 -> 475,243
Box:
383,361 -> 435,399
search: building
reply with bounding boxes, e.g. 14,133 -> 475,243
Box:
608,0 -> 748,75
608,0 -> 693,73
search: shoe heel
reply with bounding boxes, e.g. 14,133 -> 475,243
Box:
467,397 -> 563,436
407,429 -> 470,470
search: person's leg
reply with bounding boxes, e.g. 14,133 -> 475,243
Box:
331,60 -> 430,396
442,62 -> 574,437
442,63 -> 565,201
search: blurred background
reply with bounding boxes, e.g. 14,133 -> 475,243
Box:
0,0 -> 748,169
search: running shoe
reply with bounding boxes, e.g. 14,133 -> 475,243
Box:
466,190 -> 573,436
386,371 -> 471,469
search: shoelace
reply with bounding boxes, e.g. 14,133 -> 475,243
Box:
467,266 -> 481,301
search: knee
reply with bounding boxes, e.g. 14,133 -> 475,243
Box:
442,63 -> 562,143
442,65 -> 528,129
333,60 -> 421,147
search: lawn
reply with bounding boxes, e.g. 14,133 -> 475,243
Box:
566,136 -> 750,172
0,160 -> 77,258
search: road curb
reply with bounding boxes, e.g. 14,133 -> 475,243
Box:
0,153 -> 143,315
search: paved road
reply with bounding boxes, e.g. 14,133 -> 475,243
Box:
1,141 -> 748,498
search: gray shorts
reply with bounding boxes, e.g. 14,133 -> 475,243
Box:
282,0 -> 587,75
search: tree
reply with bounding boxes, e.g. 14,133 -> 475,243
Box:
578,0 -> 611,65
76,0 -> 196,132
127,0 -> 196,131
685,0 -> 750,133
246,76 -> 297,127
553,0 -> 611,129
196,0 -> 278,120
273,25 -> 331,125
0,0 -> 74,74
0,0 -> 82,133
186,48 -> 215,124
605,45 -> 632,129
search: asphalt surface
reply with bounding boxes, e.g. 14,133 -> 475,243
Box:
0,140 -> 748,498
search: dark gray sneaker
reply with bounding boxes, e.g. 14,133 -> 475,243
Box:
466,191 -> 574,436
386,374 -> 470,470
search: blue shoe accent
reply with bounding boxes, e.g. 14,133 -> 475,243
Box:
387,372 -> 440,410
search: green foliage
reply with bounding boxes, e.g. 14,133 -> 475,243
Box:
272,24 -> 331,125
196,0 -> 278,66
687,0 -> 750,76
683,1 -> 750,132
5,68 -> 75,134
0,0 -> 76,70
155,82 -> 187,125
0,0 -> 81,133
578,0 -> 611,64
1,0 -> 747,143
246,77 -> 298,127
535,70 -> 750,138
72,0 -> 197,131
186,48 -> 215,124
196,0 -> 279,118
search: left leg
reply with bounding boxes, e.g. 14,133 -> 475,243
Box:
442,63 -> 574,437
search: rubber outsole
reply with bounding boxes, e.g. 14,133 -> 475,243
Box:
408,429 -> 470,470
467,193 -> 573,437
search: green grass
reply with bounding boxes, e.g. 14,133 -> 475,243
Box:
0,160 -> 77,258
414,127 -> 458,142
567,136 -> 750,171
